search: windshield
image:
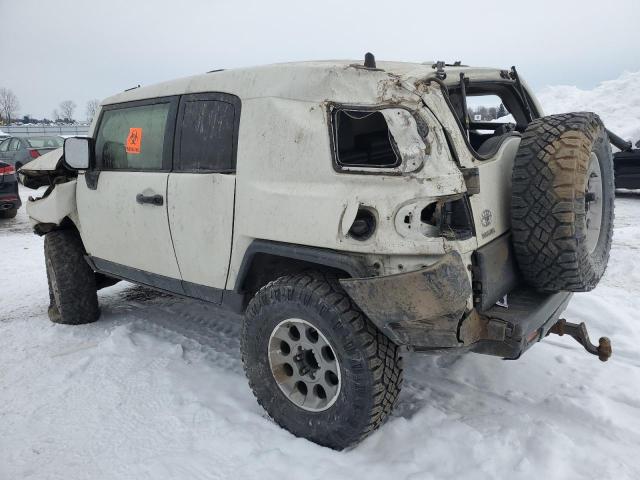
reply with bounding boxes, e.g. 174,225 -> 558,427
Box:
26,136 -> 63,148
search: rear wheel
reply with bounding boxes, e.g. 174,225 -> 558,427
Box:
241,271 -> 403,450
44,229 -> 100,325
511,112 -> 614,292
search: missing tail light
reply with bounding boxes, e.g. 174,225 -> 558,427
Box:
439,197 -> 474,240
396,196 -> 475,240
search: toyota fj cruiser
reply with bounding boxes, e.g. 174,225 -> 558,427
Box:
21,56 -> 615,450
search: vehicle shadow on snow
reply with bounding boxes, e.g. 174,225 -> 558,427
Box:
96,282 -> 473,422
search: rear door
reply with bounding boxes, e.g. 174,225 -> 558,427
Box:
76,97 -> 183,290
167,92 -> 240,303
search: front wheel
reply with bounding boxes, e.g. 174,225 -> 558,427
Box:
44,229 -> 100,325
241,271 -> 403,450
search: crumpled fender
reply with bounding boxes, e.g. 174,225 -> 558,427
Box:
27,179 -> 77,227
339,252 -> 471,348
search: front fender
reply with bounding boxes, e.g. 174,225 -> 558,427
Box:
27,180 -> 77,228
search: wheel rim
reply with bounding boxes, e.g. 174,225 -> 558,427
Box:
268,318 -> 341,412
585,152 -> 603,253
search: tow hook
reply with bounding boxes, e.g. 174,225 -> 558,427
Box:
548,319 -> 612,362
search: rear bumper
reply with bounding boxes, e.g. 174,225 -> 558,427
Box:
469,288 -> 572,359
340,249 -> 572,359
0,187 -> 22,211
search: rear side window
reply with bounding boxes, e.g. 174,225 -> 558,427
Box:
174,95 -> 239,172
333,110 -> 399,168
95,102 -> 172,170
27,137 -> 63,148
9,138 -> 21,151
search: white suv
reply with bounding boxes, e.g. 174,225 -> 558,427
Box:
22,56 -> 615,449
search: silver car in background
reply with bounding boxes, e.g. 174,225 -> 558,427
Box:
0,136 -> 64,171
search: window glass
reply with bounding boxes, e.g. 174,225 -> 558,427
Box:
95,103 -> 170,170
27,136 -> 63,148
9,138 -> 21,150
333,110 -> 399,168
0,139 -> 9,152
177,100 -> 236,171
466,95 -> 513,123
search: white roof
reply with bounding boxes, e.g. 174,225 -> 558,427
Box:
102,60 -> 511,106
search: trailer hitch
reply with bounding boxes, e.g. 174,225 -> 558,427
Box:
548,319 -> 612,362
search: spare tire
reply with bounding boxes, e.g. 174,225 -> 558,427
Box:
511,112 -> 614,292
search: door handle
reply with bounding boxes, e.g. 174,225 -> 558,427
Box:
136,193 -> 164,206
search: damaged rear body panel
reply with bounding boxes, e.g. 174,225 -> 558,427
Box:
340,252 -> 470,348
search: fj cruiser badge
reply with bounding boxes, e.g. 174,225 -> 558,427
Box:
481,209 -> 493,227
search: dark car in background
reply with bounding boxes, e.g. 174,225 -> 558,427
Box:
614,140 -> 640,190
0,161 -> 21,219
0,136 -> 64,172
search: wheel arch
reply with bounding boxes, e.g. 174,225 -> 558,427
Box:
233,240 -> 371,298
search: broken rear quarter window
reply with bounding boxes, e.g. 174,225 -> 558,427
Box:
333,109 -> 400,168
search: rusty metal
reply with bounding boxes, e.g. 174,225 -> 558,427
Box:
548,318 -> 612,362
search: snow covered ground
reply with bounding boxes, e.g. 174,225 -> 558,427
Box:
2,73 -> 640,480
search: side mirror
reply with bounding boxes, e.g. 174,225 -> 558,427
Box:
63,137 -> 92,170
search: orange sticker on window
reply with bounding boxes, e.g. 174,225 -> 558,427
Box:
126,127 -> 142,154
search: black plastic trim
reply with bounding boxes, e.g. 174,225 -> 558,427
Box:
91,256 -> 185,294
472,233 -> 520,312
234,239 -> 371,292
87,256 -> 244,312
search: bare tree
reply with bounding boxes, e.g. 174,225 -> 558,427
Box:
0,88 -> 20,124
86,99 -> 100,122
52,109 -> 61,122
59,100 -> 77,122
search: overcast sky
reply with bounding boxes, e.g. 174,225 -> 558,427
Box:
2,0 -> 639,120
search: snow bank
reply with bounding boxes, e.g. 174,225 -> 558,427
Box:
538,71 -> 640,144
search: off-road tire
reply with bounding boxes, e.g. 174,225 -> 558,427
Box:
511,112 -> 614,292
0,208 -> 17,219
241,271 -> 403,450
44,229 -> 100,325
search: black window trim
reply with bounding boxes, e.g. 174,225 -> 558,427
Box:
172,92 -> 241,174
94,95 -> 180,172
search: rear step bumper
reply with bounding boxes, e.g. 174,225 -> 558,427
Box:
470,288 -> 572,359
340,251 -> 609,361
